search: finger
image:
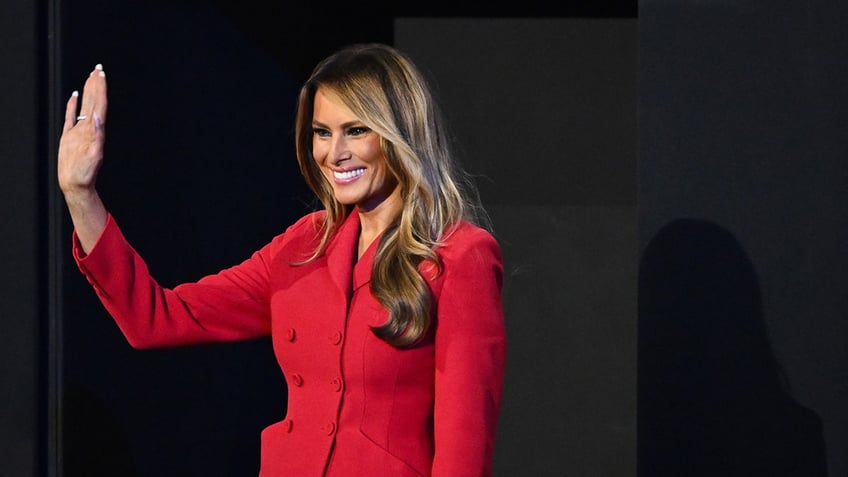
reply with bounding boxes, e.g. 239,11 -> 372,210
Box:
63,90 -> 79,134
97,65 -> 108,124
80,64 -> 108,125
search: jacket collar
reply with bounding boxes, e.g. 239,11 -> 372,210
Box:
324,208 -> 381,299
325,208 -> 359,301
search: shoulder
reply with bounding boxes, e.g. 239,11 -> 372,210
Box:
428,221 -> 504,303
285,210 -> 326,236
439,221 -> 500,257
435,221 -> 503,272
268,210 -> 326,254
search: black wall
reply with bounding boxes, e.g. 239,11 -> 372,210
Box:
0,1 -> 43,475
640,1 -> 847,475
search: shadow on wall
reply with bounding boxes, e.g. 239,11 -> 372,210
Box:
637,218 -> 827,477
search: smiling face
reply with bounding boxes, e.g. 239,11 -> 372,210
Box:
311,88 -> 401,215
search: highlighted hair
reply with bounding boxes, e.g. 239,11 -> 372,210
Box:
295,43 -> 489,347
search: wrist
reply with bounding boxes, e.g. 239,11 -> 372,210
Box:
61,186 -> 99,205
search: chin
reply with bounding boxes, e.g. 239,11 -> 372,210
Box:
332,193 -> 361,206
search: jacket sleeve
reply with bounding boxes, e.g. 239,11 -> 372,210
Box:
431,226 -> 507,477
73,213 -> 275,348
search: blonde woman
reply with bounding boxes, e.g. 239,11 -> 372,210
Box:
59,43 -> 506,476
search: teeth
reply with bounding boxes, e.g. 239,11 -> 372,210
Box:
334,168 -> 365,179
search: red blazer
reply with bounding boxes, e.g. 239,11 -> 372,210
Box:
73,208 -> 507,477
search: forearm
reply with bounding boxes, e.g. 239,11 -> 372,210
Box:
63,188 -> 107,254
73,215 -> 274,348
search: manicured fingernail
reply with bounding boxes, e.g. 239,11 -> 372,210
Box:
95,63 -> 103,70
71,90 -> 79,97
94,112 -> 102,129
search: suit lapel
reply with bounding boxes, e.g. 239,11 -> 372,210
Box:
325,209 -> 360,303
353,232 -> 378,292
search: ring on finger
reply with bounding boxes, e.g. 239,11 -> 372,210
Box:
77,115 -> 88,120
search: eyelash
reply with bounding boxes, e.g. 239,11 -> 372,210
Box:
313,126 -> 370,138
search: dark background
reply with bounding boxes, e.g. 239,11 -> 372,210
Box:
2,0 -> 846,476
639,1 -> 846,476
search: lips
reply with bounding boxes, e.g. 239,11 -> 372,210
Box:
333,167 -> 366,184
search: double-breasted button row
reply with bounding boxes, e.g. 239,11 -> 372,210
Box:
288,374 -> 343,391
282,419 -> 336,436
287,328 -> 342,345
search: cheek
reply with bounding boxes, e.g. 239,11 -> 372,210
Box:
312,139 -> 328,164
358,139 -> 385,167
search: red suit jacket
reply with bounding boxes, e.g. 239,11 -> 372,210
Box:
73,208 -> 507,477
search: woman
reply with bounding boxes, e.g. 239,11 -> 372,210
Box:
58,43 -> 506,476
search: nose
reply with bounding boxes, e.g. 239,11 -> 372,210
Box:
329,135 -> 351,165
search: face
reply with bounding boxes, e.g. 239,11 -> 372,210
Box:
311,88 -> 400,214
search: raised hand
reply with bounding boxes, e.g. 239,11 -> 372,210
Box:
57,64 -> 110,253
58,63 -> 108,195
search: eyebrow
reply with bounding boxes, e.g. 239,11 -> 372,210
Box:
311,119 -> 366,130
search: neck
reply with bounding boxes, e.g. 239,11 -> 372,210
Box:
356,189 -> 402,257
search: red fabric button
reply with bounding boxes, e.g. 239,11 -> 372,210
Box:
292,374 -> 303,387
286,328 -> 296,342
284,419 -> 293,433
331,377 -> 342,392
330,331 -> 343,345
324,422 -> 336,436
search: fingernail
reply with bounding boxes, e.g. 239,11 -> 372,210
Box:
99,70 -> 105,77
94,112 -> 102,129
71,90 -> 79,97
95,63 -> 103,71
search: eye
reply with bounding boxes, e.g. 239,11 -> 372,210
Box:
348,126 -> 371,136
312,127 -> 330,138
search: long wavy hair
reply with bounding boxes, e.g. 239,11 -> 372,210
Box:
294,43 -> 489,348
